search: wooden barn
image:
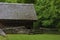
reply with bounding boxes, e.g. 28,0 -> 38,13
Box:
0,3 -> 37,33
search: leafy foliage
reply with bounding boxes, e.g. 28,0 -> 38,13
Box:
0,0 -> 5,2
35,0 -> 60,28
5,0 -> 17,3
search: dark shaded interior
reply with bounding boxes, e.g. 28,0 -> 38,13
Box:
0,19 -> 35,29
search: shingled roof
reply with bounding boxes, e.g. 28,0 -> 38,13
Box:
0,3 -> 37,20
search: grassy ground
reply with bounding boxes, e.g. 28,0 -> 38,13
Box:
0,34 -> 60,40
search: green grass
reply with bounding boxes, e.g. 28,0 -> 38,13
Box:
0,34 -> 60,40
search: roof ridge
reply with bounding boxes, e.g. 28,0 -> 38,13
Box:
0,2 -> 34,5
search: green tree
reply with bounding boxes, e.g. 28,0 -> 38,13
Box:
35,0 -> 60,28
17,0 -> 36,3
5,0 -> 17,3
17,0 -> 25,3
0,0 -> 5,2
24,0 -> 36,3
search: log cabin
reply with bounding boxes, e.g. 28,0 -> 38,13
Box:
0,3 -> 37,33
